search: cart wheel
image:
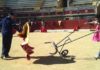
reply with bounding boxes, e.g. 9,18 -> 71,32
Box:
60,50 -> 69,58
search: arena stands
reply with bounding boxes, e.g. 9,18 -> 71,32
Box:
72,0 -> 93,5
6,0 -> 43,9
42,0 -> 58,8
0,0 -> 96,18
64,5 -> 95,15
0,0 -> 100,31
0,0 -> 6,18
0,0 -> 5,7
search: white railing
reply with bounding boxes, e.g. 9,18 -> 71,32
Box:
42,0 -> 58,7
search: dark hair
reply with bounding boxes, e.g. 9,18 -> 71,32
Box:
8,12 -> 16,16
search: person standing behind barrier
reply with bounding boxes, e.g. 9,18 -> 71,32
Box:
41,20 -> 47,32
0,12 -> 16,59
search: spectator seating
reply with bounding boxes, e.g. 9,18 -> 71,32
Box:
42,0 -> 58,8
0,0 -> 5,7
6,0 -> 43,9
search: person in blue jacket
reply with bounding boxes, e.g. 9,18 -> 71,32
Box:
0,12 -> 16,59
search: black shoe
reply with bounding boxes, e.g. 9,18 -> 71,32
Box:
1,55 -> 11,60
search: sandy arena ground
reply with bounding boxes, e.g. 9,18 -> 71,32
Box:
0,31 -> 100,70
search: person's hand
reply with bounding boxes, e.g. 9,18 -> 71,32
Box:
12,28 -> 16,34
17,32 -> 24,38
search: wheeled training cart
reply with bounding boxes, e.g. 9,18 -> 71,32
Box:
45,31 -> 94,59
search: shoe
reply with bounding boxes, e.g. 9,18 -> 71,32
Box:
94,53 -> 100,60
1,55 -> 11,60
26,54 -> 30,60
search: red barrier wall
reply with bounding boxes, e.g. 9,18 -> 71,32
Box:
30,19 -> 97,31
45,19 -> 97,29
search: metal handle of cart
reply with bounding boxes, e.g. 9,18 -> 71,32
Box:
45,31 -> 94,58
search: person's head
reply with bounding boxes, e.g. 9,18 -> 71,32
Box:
8,12 -> 16,20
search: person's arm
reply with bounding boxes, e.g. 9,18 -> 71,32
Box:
0,20 -> 2,27
0,21 -> 1,32
11,20 -> 22,32
11,20 -> 17,26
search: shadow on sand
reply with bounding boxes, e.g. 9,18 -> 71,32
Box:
0,55 -> 76,65
32,55 -> 75,65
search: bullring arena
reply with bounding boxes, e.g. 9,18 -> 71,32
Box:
1,0 -> 100,70
0,30 -> 100,70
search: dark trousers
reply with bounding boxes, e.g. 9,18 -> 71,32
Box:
2,34 -> 12,56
